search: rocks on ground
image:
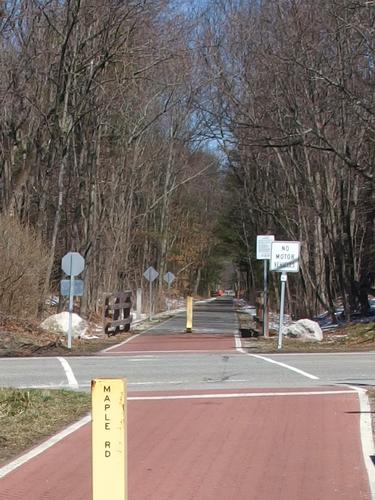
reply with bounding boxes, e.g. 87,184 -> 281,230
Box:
285,319 -> 323,341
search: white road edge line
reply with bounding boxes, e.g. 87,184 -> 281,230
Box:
255,351 -> 375,357
101,332 -> 143,353
102,349 -> 235,354
247,353 -> 320,380
0,414 -> 91,479
349,385 -> 375,500
234,332 -> 245,353
128,390 -> 355,401
56,357 -> 79,389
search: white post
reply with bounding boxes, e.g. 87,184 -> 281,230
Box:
68,274 -> 74,349
136,288 -> 142,320
262,259 -> 268,337
149,280 -> 152,320
167,282 -> 171,311
277,272 -> 287,350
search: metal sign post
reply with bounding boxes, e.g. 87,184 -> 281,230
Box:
136,288 -> 142,320
149,280 -> 152,319
256,235 -> 274,337
143,267 -> 159,320
68,275 -> 74,349
277,273 -> 287,350
270,241 -> 301,350
263,260 -> 269,337
61,252 -> 85,349
163,272 -> 175,311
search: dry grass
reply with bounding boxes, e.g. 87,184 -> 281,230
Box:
0,216 -> 49,317
343,323 -> 375,345
0,311 -> 178,357
0,388 -> 91,465
0,309 -> 135,356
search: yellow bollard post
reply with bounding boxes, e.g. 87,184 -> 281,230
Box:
186,296 -> 193,333
92,378 -> 127,500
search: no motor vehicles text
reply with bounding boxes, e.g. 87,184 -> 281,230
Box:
275,253 -> 295,260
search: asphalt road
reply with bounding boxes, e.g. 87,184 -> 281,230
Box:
0,298 -> 374,391
1,297 -> 374,499
2,350 -> 375,391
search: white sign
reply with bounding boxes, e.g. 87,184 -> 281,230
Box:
62,252 -> 85,276
256,235 -> 275,260
143,266 -> 159,283
163,272 -> 175,286
270,241 -> 300,273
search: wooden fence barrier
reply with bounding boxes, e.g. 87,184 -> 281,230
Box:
103,291 -> 132,336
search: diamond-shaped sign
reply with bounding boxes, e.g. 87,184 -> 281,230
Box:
143,266 -> 159,282
163,272 -> 175,285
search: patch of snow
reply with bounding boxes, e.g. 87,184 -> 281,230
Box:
40,312 -> 88,338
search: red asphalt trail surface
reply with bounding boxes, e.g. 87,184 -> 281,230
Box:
0,388 -> 370,500
106,332 -> 236,353
105,298 -> 238,354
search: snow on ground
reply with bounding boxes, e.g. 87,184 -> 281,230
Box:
40,312 -> 88,337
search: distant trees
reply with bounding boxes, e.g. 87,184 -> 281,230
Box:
195,0 -> 375,317
0,0 -> 222,316
1,0 -> 373,319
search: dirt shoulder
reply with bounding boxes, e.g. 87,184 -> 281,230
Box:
0,312 -> 177,357
0,322 -> 132,357
241,322 -> 375,353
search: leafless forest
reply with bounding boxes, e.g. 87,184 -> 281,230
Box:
0,0 -> 374,319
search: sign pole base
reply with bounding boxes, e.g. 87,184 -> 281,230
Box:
277,273 -> 287,350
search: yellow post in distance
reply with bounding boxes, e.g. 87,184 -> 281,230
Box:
186,296 -> 193,333
92,378 -> 127,500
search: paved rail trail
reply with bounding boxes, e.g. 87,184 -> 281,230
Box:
105,298 -> 238,354
0,298 -> 372,499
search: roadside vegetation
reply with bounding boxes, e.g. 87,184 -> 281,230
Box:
0,388 -> 90,466
242,323 -> 375,353
0,1 -> 373,328
1,306 -> 374,357
0,311 -> 175,357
